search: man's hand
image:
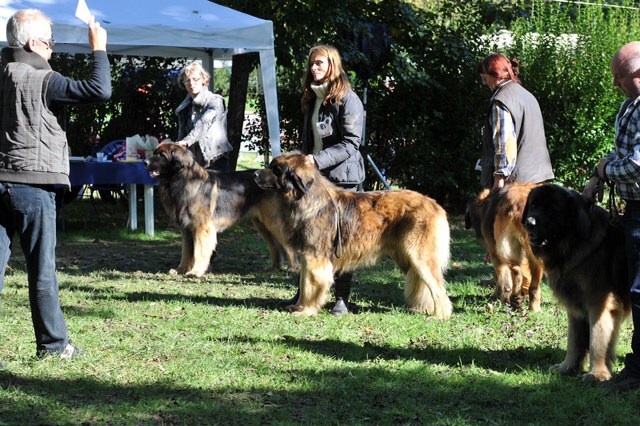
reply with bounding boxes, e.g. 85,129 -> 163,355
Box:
596,157 -> 610,180
305,154 -> 318,168
88,16 -> 107,52
582,176 -> 602,202
492,176 -> 505,190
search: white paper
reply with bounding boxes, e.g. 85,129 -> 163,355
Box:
75,0 -> 92,24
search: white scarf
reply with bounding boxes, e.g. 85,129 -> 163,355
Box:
310,82 -> 329,154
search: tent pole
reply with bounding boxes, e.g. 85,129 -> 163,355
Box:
259,49 -> 281,161
205,51 -> 215,91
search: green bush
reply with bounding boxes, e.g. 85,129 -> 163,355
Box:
507,0 -> 640,189
48,0 -> 640,212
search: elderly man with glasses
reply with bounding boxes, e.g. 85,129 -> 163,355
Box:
0,9 -> 111,363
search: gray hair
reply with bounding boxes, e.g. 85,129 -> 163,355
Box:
178,62 -> 210,89
6,9 -> 52,47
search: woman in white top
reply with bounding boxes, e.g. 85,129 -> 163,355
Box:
175,62 -> 232,171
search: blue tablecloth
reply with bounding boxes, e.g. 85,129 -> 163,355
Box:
69,160 -> 158,186
69,160 -> 158,235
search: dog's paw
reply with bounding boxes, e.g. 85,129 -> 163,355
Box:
288,305 -> 318,316
550,363 -> 581,376
434,299 -> 453,320
287,264 -> 301,273
583,371 -> 611,382
291,311 -> 317,317
172,265 -> 190,275
509,294 -> 525,310
529,300 -> 542,313
285,304 -> 304,313
185,269 -> 206,278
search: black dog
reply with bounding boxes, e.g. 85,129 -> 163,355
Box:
523,183 -> 630,381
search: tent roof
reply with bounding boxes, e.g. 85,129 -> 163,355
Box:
0,0 -> 275,58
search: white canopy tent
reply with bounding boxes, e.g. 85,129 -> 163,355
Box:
0,0 -> 281,157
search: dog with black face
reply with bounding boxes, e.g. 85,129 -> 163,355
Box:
523,183 -> 630,381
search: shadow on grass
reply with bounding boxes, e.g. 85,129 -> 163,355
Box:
0,356 -> 633,425
59,280 -> 490,318
59,286 -> 405,316
211,334 -> 564,374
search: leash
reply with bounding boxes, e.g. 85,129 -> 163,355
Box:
330,194 -> 343,258
606,181 -> 620,225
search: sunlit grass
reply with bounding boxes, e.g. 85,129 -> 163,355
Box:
0,199 -> 636,425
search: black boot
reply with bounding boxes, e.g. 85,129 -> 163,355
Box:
331,273 -> 352,316
283,288 -> 300,306
281,274 -> 300,306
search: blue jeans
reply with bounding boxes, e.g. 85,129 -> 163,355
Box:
621,200 -> 640,374
0,182 -> 68,354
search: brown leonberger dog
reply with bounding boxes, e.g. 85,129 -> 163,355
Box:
145,142 -> 297,277
254,152 -> 453,319
523,183 -> 630,381
465,183 -> 543,311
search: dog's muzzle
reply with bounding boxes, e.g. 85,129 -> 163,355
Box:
524,216 -> 548,247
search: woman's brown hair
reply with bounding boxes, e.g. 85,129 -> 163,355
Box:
301,44 -> 352,113
477,53 -> 521,85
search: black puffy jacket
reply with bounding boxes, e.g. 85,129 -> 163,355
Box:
302,88 -> 365,186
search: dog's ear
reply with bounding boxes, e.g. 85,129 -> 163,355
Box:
569,190 -> 592,238
284,168 -> 313,199
169,145 -> 185,170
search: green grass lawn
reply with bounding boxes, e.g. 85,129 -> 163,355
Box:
0,194 -> 637,425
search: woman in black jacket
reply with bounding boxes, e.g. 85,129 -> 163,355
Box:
289,44 -> 366,315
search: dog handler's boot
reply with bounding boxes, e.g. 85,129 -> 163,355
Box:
331,273 -> 352,316
283,288 -> 300,306
281,274 -> 300,307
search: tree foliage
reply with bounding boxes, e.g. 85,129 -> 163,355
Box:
49,0 -> 640,212
218,0 -> 640,210
507,0 -> 640,189
217,0 -> 490,207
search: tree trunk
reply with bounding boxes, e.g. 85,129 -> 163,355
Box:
227,52 -> 258,170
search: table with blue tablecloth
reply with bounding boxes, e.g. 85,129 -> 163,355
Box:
69,160 -> 158,236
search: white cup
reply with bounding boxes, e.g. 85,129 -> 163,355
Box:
96,152 -> 105,162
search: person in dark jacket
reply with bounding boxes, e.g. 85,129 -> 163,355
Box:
0,9 -> 111,361
286,44 -> 365,315
475,53 -> 554,289
175,62 -> 232,172
477,53 -> 554,189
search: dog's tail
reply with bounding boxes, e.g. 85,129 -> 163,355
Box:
404,211 -> 452,319
435,213 -> 451,276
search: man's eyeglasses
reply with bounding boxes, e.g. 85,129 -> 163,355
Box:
38,37 -> 56,48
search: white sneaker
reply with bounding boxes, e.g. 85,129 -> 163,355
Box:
59,343 -> 84,359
